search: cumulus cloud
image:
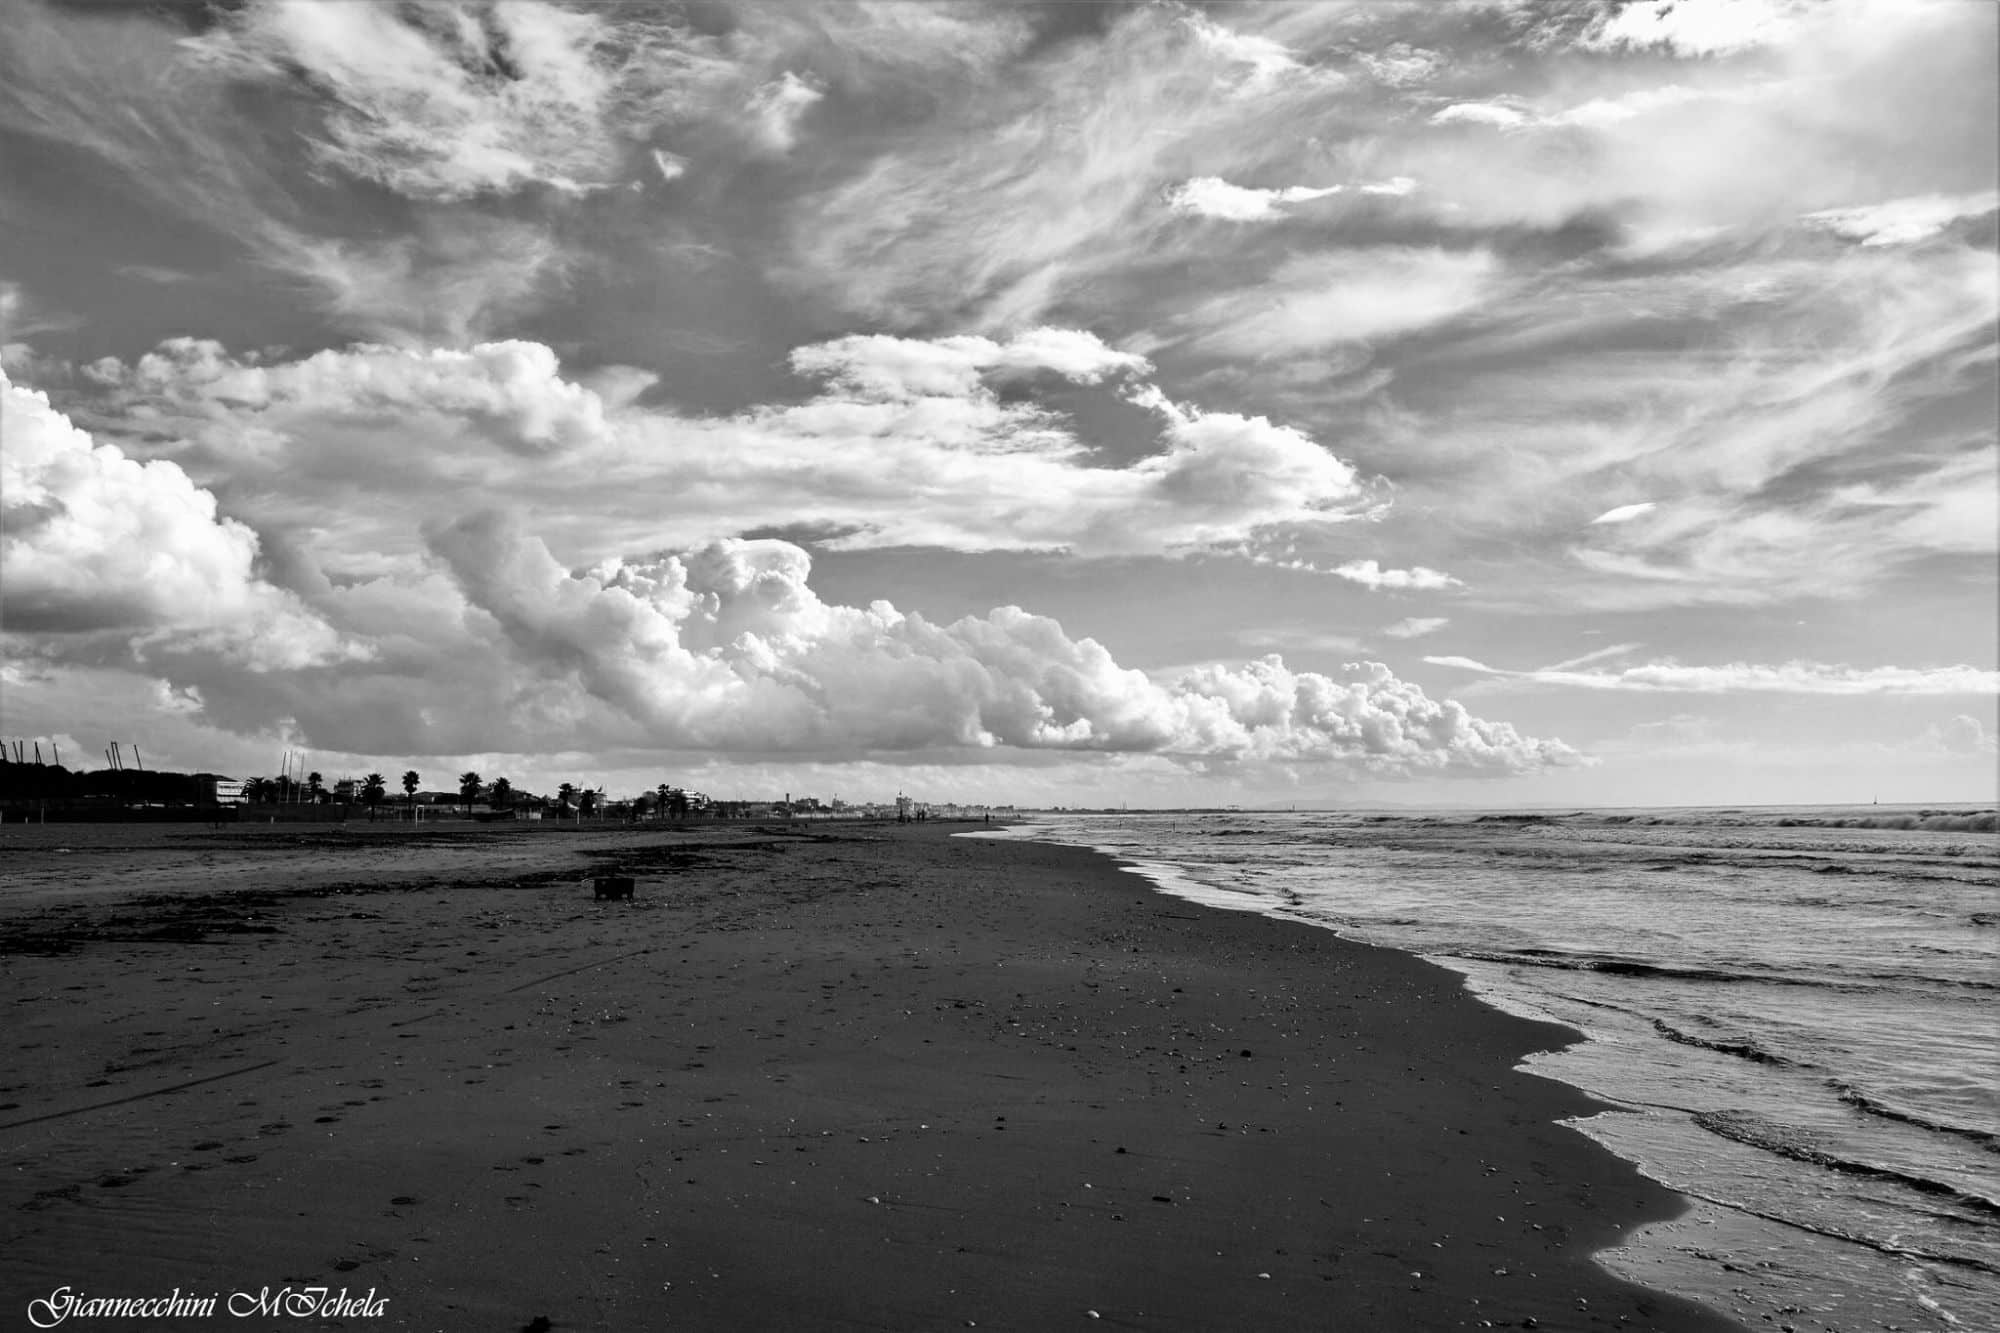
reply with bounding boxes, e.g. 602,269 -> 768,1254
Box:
106,336 -> 615,454
1426,656 -> 2000,696
48,328 -> 1375,565
0,369 -> 355,668
1928,714 -> 1999,756
789,327 -> 1151,399
1802,191 -> 2000,247
422,511 -> 1575,773
1330,560 -> 1462,592
1383,617 -> 1450,640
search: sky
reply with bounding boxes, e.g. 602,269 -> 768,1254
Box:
1,0 -> 1995,809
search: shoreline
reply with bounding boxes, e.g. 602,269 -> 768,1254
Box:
1,820 -> 1738,1330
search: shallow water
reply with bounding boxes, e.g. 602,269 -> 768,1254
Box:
978,805 -> 1999,1332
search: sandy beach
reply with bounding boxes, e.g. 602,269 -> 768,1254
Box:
0,820 -> 1738,1331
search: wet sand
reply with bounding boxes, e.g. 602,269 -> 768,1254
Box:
0,820 -> 1739,1331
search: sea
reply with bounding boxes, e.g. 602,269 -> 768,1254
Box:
973,804 -> 1998,1332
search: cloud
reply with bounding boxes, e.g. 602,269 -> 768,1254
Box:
1429,101 -> 1530,129
1181,248 -> 1499,358
783,5 -> 1351,329
184,0 -> 725,200
1382,617 -> 1449,639
1541,643 -> 1643,672
1579,0 -> 1814,56
1166,177 -> 1345,222
1927,714 -> 1999,756
745,71 -> 823,155
1330,560 -> 1462,592
1801,191 -> 2000,247
0,369 -> 355,669
1590,502 -> 1657,525
105,336 -> 615,454
420,511 -> 1576,773
789,327 -> 1151,399
1426,656 -> 2000,696
1182,13 -> 1303,88
46,329 -> 1375,564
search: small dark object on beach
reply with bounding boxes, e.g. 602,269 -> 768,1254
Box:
592,876 -> 636,901
520,1318 -> 554,1333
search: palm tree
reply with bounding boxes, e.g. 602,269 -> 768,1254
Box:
489,776 -> 512,811
557,782 -> 576,819
579,787 -> 599,818
657,783 -> 669,821
362,773 -> 385,820
401,770 -> 420,820
458,770 -> 482,815
243,776 -> 269,804
306,771 -> 324,804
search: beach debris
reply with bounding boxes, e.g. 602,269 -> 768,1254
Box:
591,875 -> 636,901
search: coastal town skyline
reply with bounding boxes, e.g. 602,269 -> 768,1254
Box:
3,0 -> 1996,808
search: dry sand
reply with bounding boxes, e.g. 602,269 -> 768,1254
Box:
0,820 -> 1739,1331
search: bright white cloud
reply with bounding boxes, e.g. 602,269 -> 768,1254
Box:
1383,617 -> 1449,639
1591,502 -> 1657,525
1166,177 -> 1344,221
1427,656 -> 2000,696
424,511 -> 1575,772
108,336 -> 615,454
1331,560 -> 1462,592
789,327 -> 1151,399
0,369 -> 355,669
1802,191 -> 2000,247
1430,101 -> 1529,129
1580,0 -> 1813,56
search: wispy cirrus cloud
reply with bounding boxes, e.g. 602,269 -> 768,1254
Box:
1427,656 -> 2000,696
182,0 -> 730,200
1801,191 -> 2000,247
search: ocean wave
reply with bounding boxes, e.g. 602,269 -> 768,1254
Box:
1832,1083 -> 2000,1154
1770,812 -> 1997,833
1459,948 -> 1807,988
1651,1018 -> 1797,1066
1693,1109 -> 2000,1221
